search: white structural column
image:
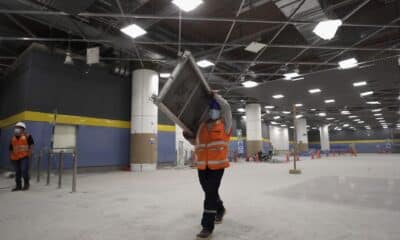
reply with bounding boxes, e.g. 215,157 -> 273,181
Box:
269,125 -> 289,150
320,124 -> 330,151
295,118 -> 309,151
131,69 -> 159,172
246,103 -> 263,156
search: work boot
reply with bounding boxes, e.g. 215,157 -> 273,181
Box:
12,185 -> 22,192
196,228 -> 212,240
22,181 -> 30,191
215,208 -> 226,224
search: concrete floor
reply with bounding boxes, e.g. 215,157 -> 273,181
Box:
1,154 -> 400,240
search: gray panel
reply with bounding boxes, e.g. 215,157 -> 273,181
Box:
155,51 -> 211,135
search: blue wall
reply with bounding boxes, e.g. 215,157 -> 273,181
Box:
0,120 -> 180,169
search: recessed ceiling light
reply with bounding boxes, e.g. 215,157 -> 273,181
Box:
160,73 -> 171,78
348,115 -> 357,118
376,117 -> 384,120
273,94 -> 284,99
324,99 -> 335,103
172,0 -> 203,12
339,58 -> 358,69
242,80 -> 258,88
365,126 -> 371,129
366,101 -> 381,105
310,108 -> 316,111
371,109 -> 382,112
120,24 -> 147,39
245,42 -> 267,53
326,117 -> 335,120
317,112 -> 327,117
237,108 -> 245,112
382,126 -> 388,129
273,116 -> 281,120
353,81 -> 367,87
296,114 -> 303,119
197,59 -> 214,68
313,19 -> 342,40
290,126 -> 294,129
241,115 -> 246,119
291,77 -> 304,81
295,103 -> 303,107
374,113 -> 382,116
265,105 -> 275,109
280,124 -> 287,127
309,88 -> 321,94
360,91 -> 374,97
358,121 -> 365,124
343,124 -> 350,127
271,121 -> 278,125
283,72 -> 300,80
353,119 -> 361,122
266,110 -> 271,114
282,111 -> 291,114
341,111 -> 350,115
379,120 -> 386,123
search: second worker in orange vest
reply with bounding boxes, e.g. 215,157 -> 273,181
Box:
184,92 -> 232,240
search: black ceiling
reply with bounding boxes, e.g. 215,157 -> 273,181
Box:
0,0 -> 399,129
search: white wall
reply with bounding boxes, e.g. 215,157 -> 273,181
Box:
269,126 -> 289,150
175,124 -> 194,166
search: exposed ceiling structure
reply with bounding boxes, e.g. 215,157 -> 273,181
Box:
0,0 -> 399,130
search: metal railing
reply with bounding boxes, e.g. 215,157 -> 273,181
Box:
32,148 -> 78,193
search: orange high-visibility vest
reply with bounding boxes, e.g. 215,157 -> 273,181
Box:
10,134 -> 30,161
195,120 -> 231,170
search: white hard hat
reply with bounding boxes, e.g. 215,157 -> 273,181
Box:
15,122 -> 26,129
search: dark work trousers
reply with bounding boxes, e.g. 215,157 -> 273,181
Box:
12,157 -> 30,188
198,168 -> 225,232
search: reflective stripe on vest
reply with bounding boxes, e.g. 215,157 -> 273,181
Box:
207,140 -> 228,147
207,159 -> 229,165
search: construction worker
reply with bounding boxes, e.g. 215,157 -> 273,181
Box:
184,92 -> 232,240
9,122 -> 34,191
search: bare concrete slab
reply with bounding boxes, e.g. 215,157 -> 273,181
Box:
0,154 -> 399,240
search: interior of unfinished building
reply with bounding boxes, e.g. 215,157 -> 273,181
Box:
0,0 -> 399,239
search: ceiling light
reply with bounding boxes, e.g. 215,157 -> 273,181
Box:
64,51 -> 74,65
376,117 -> 384,120
353,119 -> 361,122
382,126 -> 388,129
160,73 -> 171,78
296,114 -> 303,119
280,124 -> 287,127
265,105 -> 275,109
197,59 -> 214,68
242,80 -> 258,88
292,77 -> 304,81
242,116 -> 246,119
379,120 -> 386,123
273,94 -> 284,99
343,124 -> 350,127
365,126 -> 371,129
338,58 -> 358,69
318,112 -> 327,117
313,19 -> 342,40
290,126 -> 294,129
374,113 -> 382,116
326,117 -> 335,120
266,110 -> 271,114
245,42 -> 267,53
348,115 -> 357,118
271,121 -> 278,125
324,99 -> 335,103
310,108 -> 316,111
341,111 -> 351,115
172,0 -> 203,12
334,127 -> 342,131
120,24 -> 147,39
358,121 -> 365,124
353,81 -> 367,87
366,101 -> 381,105
309,88 -> 321,94
283,72 -> 300,80
237,108 -> 245,112
371,109 -> 382,112
295,103 -> 303,107
360,91 -> 374,97
282,111 -> 291,114
273,116 -> 281,120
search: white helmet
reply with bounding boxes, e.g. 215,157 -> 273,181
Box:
15,122 -> 26,129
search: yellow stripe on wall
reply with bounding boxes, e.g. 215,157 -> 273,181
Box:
310,139 -> 400,144
0,111 -> 175,131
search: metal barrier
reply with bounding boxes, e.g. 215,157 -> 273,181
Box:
34,148 -> 78,193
